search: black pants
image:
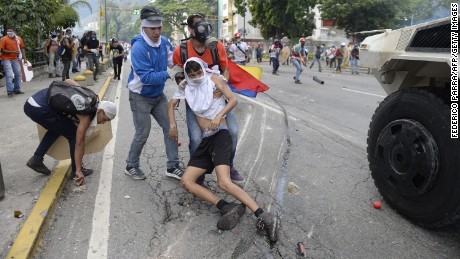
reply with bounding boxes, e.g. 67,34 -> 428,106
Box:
113,59 -> 123,78
62,60 -> 71,81
24,102 -> 77,172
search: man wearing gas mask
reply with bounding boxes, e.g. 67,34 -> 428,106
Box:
83,31 -> 100,81
228,32 -> 249,65
173,14 -> 245,184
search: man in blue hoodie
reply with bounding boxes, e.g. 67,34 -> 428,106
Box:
125,5 -> 184,180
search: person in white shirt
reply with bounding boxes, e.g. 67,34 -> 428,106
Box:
167,57 -> 278,242
228,32 -> 249,65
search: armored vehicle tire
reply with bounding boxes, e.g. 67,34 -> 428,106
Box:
367,88 -> 460,227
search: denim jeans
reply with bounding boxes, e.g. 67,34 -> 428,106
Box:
292,58 -> 303,81
270,57 -> 279,73
186,102 -> 238,166
2,60 -> 22,93
23,102 -> 78,172
72,57 -> 78,70
310,57 -> 322,72
350,58 -> 360,74
87,54 -> 100,79
336,58 -> 343,72
126,91 -> 179,169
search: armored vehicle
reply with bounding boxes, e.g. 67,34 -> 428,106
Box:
360,17 -> 458,227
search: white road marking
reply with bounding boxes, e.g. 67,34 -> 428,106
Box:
307,225 -> 315,238
243,109 -> 267,190
342,87 -> 386,98
87,76 -> 123,259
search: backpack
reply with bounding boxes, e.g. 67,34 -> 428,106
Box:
315,48 -> 322,58
335,48 -> 342,58
47,81 -> 99,119
180,41 -> 220,72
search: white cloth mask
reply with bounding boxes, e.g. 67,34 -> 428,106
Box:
7,32 -> 15,38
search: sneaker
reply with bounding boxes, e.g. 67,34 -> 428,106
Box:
81,167 -> 93,176
49,73 -> 54,78
117,76 -> 121,80
230,167 -> 244,181
217,203 -> 246,230
26,155 -> 51,175
295,80 -> 302,84
113,76 -> 117,80
7,92 -> 13,97
124,166 -> 146,180
14,90 -> 25,94
256,212 -> 279,243
166,166 -> 184,180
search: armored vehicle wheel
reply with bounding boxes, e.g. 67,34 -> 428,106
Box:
367,88 -> 460,227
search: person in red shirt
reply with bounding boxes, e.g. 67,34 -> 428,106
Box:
172,14 -> 244,183
0,26 -> 27,96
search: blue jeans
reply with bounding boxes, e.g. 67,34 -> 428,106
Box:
87,54 -> 100,79
270,57 -> 279,73
2,60 -> 22,93
350,58 -> 360,74
24,102 -> 78,172
310,57 -> 322,71
126,91 -> 179,169
336,58 -> 343,72
292,58 -> 303,80
186,102 -> 238,167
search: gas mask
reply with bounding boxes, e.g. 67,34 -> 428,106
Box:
7,32 -> 15,38
192,22 -> 218,48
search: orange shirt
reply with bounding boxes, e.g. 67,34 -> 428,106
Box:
173,40 -> 228,70
0,35 -> 25,60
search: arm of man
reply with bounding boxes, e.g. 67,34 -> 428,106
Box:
117,45 -> 124,58
74,114 -> 91,183
208,75 -> 238,131
131,43 -> 169,85
167,98 -> 180,140
44,40 -> 50,56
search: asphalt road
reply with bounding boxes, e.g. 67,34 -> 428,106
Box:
36,60 -> 460,258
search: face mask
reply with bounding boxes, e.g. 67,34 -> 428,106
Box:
51,37 -> 57,41
190,75 -> 206,85
192,22 -> 218,48
7,32 -> 15,38
92,35 -> 97,40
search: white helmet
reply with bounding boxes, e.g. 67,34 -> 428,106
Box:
341,42 -> 346,46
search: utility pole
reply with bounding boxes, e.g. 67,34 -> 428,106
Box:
105,0 -> 108,44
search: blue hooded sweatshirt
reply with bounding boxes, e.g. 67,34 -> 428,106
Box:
127,34 -> 173,98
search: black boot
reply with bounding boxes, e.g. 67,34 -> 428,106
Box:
26,155 -> 51,175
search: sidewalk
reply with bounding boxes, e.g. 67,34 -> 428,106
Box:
0,64 -> 112,258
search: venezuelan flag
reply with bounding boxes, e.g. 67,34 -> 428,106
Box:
228,60 -> 269,97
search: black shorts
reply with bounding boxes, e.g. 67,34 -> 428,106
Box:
187,129 -> 232,172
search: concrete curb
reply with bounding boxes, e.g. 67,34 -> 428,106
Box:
6,73 -> 113,259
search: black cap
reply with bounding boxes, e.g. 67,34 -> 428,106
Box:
140,6 -> 162,21
65,28 -> 72,33
112,37 -> 118,43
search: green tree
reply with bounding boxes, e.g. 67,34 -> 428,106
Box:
152,0 -> 215,38
245,0 -> 316,40
319,0 -> 452,40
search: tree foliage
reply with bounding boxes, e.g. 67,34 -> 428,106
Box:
245,0 -> 317,40
319,0 -> 452,40
152,0 -> 216,38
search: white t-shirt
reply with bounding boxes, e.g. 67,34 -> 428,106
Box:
229,41 -> 248,62
269,44 -> 281,58
172,83 -> 226,120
